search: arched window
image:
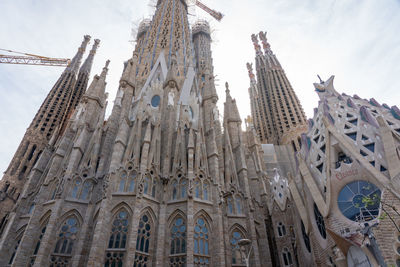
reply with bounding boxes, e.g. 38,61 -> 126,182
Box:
30,225 -> 47,266
118,170 -> 137,193
235,196 -> 242,214
80,180 -> 93,200
301,221 -> 311,253
128,171 -> 136,192
203,181 -> 209,201
277,222 -> 286,237
71,178 -> 82,198
143,176 -> 150,195
119,172 -> 127,192
169,217 -> 187,265
194,217 -> 210,266
231,231 -> 245,265
50,217 -> 80,267
194,179 -> 201,198
70,177 -> 93,200
282,247 -> 293,266
9,230 -> 25,265
227,197 -> 233,214
105,210 -> 130,267
180,179 -> 187,199
172,180 -> 178,200
313,203 -> 326,239
134,214 -> 153,267
171,175 -> 187,200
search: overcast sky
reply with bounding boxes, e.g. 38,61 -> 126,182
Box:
0,0 -> 399,175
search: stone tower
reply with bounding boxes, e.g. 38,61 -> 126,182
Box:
0,1 -> 274,266
0,36 -> 98,229
248,31 -> 307,150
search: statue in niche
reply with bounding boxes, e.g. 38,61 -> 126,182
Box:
168,91 -> 175,106
212,106 -> 219,121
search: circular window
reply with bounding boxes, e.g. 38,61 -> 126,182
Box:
337,180 -> 381,222
151,95 -> 161,107
313,203 -> 326,239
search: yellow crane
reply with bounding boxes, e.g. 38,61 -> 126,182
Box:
0,48 -> 70,67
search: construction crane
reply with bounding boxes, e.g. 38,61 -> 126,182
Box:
0,48 -> 70,67
189,0 -> 224,21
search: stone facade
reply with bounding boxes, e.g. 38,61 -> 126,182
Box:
1,0 -> 400,266
0,36 -> 98,226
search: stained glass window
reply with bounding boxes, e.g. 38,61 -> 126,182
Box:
134,214 -> 152,267
50,217 -> 79,267
169,217 -> 186,266
119,172 -> 127,192
231,231 -> 245,265
80,180 -> 93,200
227,197 -> 233,214
337,180 -> 381,222
105,210 -> 129,267
313,203 -> 326,239
71,178 -> 81,198
194,218 -> 210,266
235,196 -> 242,214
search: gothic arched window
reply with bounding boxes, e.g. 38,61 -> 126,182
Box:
203,181 -> 209,201
134,214 -> 153,267
105,210 -> 130,267
70,177 -> 94,200
172,180 -> 178,200
50,217 -> 80,267
230,231 -> 245,265
9,230 -> 25,265
119,172 -> 127,192
277,222 -> 286,237
118,170 -> 137,193
180,179 -> 187,199
171,175 -> 187,200
194,179 -> 201,198
235,196 -> 242,214
227,194 -> 243,215
71,178 -> 82,198
30,224 -> 47,266
194,217 -> 210,266
227,197 -> 233,214
80,180 -> 93,200
282,247 -> 293,266
313,203 -> 326,239
169,217 -> 187,266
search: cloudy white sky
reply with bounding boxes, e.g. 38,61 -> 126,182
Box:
0,0 -> 399,174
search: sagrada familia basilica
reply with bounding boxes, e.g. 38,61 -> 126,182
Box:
1,0 -> 400,266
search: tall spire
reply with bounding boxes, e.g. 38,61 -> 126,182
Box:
79,39 -> 100,74
135,0 -> 192,82
248,31 -> 307,149
67,35 -> 91,73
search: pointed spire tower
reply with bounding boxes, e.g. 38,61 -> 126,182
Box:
0,35 -> 94,219
134,0 -> 193,85
249,31 -> 307,150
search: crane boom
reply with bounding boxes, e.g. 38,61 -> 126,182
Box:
195,0 -> 224,21
0,48 -> 70,67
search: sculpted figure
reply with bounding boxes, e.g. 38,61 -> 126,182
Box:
168,91 -> 175,106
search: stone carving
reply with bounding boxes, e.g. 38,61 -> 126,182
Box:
168,91 -> 175,106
